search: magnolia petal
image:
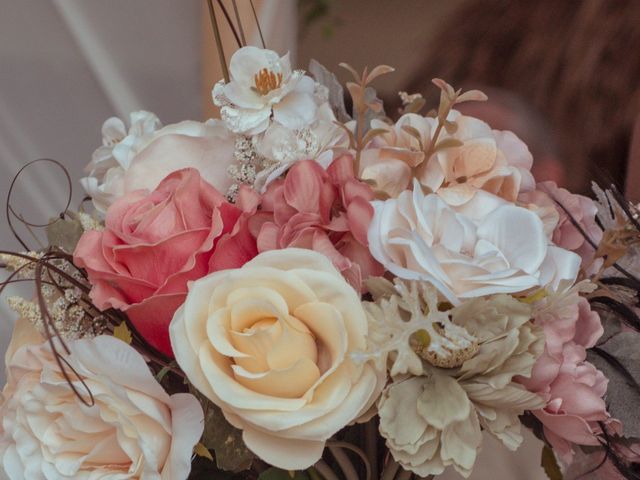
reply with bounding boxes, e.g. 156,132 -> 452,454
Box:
273,91 -> 317,130
228,46 -> 282,86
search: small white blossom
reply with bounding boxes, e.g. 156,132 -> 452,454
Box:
213,46 -> 317,135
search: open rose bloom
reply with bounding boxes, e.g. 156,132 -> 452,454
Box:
74,168 -> 255,356
1,44 -> 635,480
0,320 -> 203,479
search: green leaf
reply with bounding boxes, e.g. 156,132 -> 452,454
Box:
194,442 -> 213,461
443,120 -> 458,135
434,138 -> 463,152
46,216 -> 83,252
191,388 -> 255,472
113,322 -> 133,345
404,97 -> 426,114
541,445 -> 563,480
258,468 -> 310,480
364,65 -> 395,85
401,125 -> 425,150
307,468 -> 323,480
362,127 -> 390,147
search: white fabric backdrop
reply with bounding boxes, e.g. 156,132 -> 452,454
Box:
0,0 -> 204,382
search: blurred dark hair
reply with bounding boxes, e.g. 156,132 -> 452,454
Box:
406,0 -> 640,194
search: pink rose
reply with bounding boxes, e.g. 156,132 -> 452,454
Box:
74,168 -> 256,357
521,181 -> 602,272
250,155 -> 384,292
518,294 -> 608,463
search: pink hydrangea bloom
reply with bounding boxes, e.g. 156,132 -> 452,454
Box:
521,181 -> 602,272
518,293 -> 608,463
250,154 -> 384,292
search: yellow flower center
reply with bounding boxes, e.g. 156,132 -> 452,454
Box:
253,68 -> 283,95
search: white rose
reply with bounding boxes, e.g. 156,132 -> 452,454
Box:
0,321 -> 203,480
212,46 -> 318,135
169,249 -> 384,470
82,115 -> 235,213
368,182 -> 580,302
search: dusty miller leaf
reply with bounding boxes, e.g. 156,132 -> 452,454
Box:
309,59 -> 351,123
587,331 -> 640,438
46,216 -> 83,252
191,388 -> 254,472
541,445 -> 563,480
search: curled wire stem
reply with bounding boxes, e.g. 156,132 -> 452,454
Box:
313,460 -> 341,480
249,0 -> 266,48
326,441 -> 372,480
6,158 -> 72,250
329,445 -> 359,480
380,459 -> 401,480
1,158 -> 188,408
34,258 -> 95,406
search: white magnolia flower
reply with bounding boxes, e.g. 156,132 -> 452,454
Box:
81,115 -> 236,213
368,182 -> 581,303
0,321 -> 203,480
213,46 -> 318,135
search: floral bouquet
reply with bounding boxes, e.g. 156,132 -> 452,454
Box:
2,15 -> 640,480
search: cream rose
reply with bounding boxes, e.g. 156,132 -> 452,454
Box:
0,320 -> 203,480
169,248 -> 384,470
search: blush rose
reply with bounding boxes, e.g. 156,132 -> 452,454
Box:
74,168 -> 256,357
0,319 -> 203,479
